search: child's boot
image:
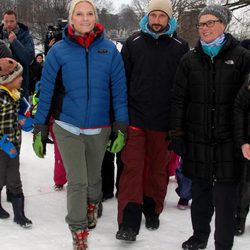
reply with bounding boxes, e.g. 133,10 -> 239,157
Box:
0,190 -> 9,219
11,193 -> 32,228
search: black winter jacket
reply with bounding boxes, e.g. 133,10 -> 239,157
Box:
122,31 -> 189,131
171,34 -> 250,182
234,75 -> 250,181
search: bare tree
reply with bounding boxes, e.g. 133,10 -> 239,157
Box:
133,0 -> 148,18
118,6 -> 139,34
0,0 -> 14,18
222,0 -> 250,11
94,0 -> 114,13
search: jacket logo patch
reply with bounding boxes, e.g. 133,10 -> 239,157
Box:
97,49 -> 108,53
225,60 -> 234,65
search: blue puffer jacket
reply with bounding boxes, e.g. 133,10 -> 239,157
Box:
34,28 -> 128,128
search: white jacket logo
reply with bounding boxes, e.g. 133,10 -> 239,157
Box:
225,60 -> 234,65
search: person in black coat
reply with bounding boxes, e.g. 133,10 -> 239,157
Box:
171,5 -> 250,250
29,54 -> 43,97
0,10 -> 35,100
116,0 -> 189,242
234,38 -> 250,235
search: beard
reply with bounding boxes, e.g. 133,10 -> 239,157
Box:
150,24 -> 167,33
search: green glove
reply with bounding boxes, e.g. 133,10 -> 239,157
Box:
33,124 -> 48,158
107,130 -> 125,154
33,132 -> 45,158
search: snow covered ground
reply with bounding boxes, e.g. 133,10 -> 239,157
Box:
0,131 -> 250,250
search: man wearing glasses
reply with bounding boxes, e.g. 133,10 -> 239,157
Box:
170,5 -> 250,250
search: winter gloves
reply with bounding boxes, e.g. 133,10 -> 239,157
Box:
107,130 -> 125,153
0,134 -> 18,158
18,115 -> 33,132
167,128 -> 186,157
107,121 -> 128,154
33,124 -> 48,158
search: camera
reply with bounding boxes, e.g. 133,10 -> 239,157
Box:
44,18 -> 68,55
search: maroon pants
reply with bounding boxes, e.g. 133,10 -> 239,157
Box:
50,126 -> 67,186
118,127 -> 171,228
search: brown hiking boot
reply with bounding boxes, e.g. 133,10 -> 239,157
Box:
87,202 -> 99,229
72,230 -> 89,250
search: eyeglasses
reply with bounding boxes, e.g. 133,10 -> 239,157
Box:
196,20 -> 222,29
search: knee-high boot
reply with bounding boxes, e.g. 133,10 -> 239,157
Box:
11,193 -> 32,228
0,189 -> 10,219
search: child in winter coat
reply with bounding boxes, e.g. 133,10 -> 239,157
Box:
175,158 -> 192,210
0,57 -> 32,228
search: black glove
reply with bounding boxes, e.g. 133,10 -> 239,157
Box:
171,137 -> 186,157
166,128 -> 185,157
112,121 -> 128,140
32,124 -> 48,158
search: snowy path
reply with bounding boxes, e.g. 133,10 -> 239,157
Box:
0,131 -> 249,250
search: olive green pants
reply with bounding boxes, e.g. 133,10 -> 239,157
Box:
53,123 -> 110,231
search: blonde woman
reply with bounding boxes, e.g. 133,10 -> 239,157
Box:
32,0 -> 128,249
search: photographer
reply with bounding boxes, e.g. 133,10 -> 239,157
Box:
44,19 -> 67,55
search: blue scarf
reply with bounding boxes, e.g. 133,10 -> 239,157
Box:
201,33 -> 226,58
139,15 -> 177,39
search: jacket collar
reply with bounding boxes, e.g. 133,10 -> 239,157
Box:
64,24 -> 104,48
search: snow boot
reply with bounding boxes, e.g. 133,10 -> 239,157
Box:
177,198 -> 189,210
0,190 -> 10,219
235,217 -> 246,236
116,226 -> 137,241
145,213 -> 160,230
54,184 -> 64,191
143,197 -> 160,230
11,193 -> 32,228
6,189 -> 12,202
0,205 -> 9,219
71,230 -> 89,250
87,202 -> 100,229
182,236 -> 207,250
97,201 -> 103,218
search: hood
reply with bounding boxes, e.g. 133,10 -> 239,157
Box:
139,15 -> 177,39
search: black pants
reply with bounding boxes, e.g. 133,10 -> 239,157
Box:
0,151 -> 22,195
191,180 -> 237,250
236,181 -> 250,219
101,151 -> 123,197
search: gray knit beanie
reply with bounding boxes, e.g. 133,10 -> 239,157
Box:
198,5 -> 232,26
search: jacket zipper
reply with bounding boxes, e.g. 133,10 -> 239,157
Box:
211,56 -> 217,181
85,46 -> 90,100
84,43 -> 90,127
